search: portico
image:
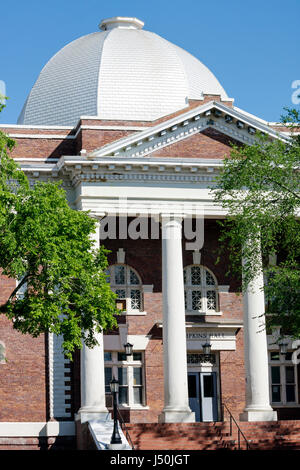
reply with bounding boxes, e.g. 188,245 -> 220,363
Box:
66,155 -> 277,423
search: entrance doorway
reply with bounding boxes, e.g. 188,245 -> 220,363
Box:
188,372 -> 218,421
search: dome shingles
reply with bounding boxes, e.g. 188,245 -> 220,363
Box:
18,18 -> 228,126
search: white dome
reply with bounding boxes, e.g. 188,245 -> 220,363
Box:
18,17 -> 228,126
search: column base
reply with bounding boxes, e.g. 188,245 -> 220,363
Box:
76,406 -> 111,424
107,443 -> 129,451
158,409 -> 195,423
239,408 -> 278,422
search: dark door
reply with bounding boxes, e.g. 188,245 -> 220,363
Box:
188,372 -> 201,421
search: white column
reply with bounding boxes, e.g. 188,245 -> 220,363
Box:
158,216 -> 195,423
240,234 -> 277,422
78,217 -> 109,423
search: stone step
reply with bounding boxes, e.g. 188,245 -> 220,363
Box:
126,421 -> 300,451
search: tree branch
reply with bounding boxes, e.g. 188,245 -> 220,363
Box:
261,174 -> 300,200
0,274 -> 30,312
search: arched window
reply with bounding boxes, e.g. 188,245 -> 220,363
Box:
184,265 -> 218,314
108,264 -> 143,313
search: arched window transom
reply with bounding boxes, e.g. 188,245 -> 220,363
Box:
184,265 -> 218,314
109,264 -> 142,312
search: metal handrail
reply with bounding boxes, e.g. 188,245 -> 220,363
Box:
222,402 -> 251,450
116,407 -> 135,450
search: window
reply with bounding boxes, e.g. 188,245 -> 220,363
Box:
108,264 -> 143,313
16,275 -> 27,299
187,353 -> 216,365
184,265 -> 218,314
269,350 -> 298,405
104,351 -> 145,408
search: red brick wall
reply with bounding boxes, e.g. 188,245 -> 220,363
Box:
152,128 -> 240,159
220,330 -> 245,418
1,129 -> 76,160
79,129 -> 134,153
2,96 -> 234,162
0,318 -> 47,422
0,436 -> 76,450
0,272 -> 47,422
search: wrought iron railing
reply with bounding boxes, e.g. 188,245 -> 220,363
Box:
222,403 -> 251,450
116,407 -> 135,450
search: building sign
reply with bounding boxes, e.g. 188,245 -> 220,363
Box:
186,329 -> 237,351
186,332 -> 225,340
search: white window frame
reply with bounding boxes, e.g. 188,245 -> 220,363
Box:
184,265 -> 220,315
109,264 -> 144,315
269,350 -> 299,407
104,351 -> 147,410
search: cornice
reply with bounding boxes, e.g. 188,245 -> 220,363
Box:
21,156 -> 223,188
56,156 -> 224,187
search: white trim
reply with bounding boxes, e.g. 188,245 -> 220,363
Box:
0,124 -> 73,130
0,421 -> 75,437
58,154 -> 224,168
79,115 -> 149,121
104,334 -> 150,351
125,311 -> 147,316
269,122 -> 300,127
48,333 -> 72,419
156,322 -> 243,329
7,133 -> 74,140
185,310 -> 223,316
0,122 -> 148,131
119,405 -> 150,410
233,106 -> 269,125
116,248 -> 126,264
142,284 -> 154,293
80,124 -> 149,131
14,158 -> 59,162
218,285 -> 230,293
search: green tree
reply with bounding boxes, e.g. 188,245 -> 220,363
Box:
0,101 -> 117,358
213,108 -> 300,338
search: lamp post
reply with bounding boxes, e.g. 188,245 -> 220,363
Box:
124,342 -> 133,357
202,342 -> 213,363
278,339 -> 289,356
110,378 -> 122,445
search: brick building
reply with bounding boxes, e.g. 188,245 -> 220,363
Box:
0,16 -> 299,450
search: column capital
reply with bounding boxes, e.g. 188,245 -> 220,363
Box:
89,212 -> 106,221
160,214 -> 184,224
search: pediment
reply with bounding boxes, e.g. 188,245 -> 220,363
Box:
87,101 -> 289,161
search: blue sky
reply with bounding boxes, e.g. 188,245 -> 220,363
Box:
0,0 -> 299,124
